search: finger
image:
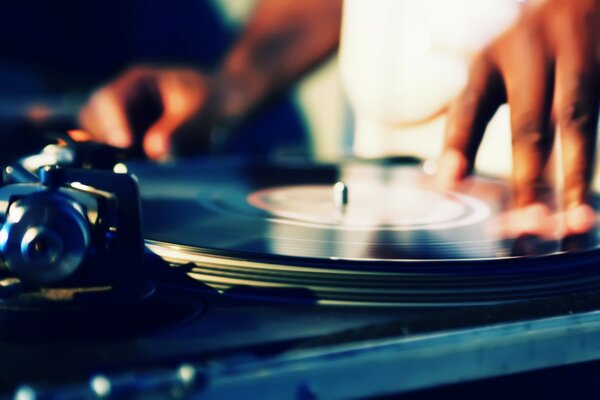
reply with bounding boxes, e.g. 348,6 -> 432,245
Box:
501,33 -> 554,208
553,18 -> 599,233
142,76 -> 188,160
439,54 -> 503,188
143,71 -> 210,160
79,88 -> 133,148
143,116 -> 183,161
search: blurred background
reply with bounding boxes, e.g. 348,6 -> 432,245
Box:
0,0 -> 350,162
4,0 -> 598,192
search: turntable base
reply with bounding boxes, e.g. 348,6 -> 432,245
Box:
4,157 -> 600,398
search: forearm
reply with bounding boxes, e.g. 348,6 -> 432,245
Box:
214,0 -> 343,119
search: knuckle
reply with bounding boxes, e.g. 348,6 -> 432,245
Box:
511,111 -> 547,145
557,99 -> 597,131
91,87 -> 116,106
85,91 -> 104,112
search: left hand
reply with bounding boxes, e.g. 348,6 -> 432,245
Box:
80,67 -> 217,161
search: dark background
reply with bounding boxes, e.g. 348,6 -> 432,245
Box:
0,0 -> 307,157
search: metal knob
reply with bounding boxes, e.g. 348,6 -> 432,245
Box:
0,192 -> 90,284
20,226 -> 65,266
333,181 -> 349,212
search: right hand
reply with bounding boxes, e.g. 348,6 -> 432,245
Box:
79,66 -> 217,161
439,0 -> 600,236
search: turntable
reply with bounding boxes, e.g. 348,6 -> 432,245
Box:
136,157 -> 600,306
3,145 -> 600,399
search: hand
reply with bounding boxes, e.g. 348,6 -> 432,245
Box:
439,0 -> 600,234
79,0 -> 342,161
80,67 -> 216,161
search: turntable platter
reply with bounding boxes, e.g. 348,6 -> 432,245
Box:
128,158 -> 600,306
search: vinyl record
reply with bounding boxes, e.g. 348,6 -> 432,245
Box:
128,157 -> 600,306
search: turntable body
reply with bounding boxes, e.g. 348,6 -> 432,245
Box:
3,157 -> 600,398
